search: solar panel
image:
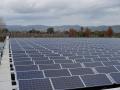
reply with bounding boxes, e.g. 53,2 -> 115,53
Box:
54,59 -> 73,64
110,73 -> 120,84
114,65 -> 120,71
68,55 -> 83,59
15,65 -> 38,71
10,38 -> 120,90
95,66 -> 119,74
39,64 -> 61,70
13,55 -> 28,58
93,58 -> 109,62
61,63 -> 82,68
75,58 -> 93,63
35,60 -> 54,64
14,61 -> 34,66
103,61 -> 120,66
17,71 -> 44,79
84,55 -> 98,58
49,56 -> 66,59
45,54 -> 60,56
69,68 -> 95,75
51,76 -> 85,89
32,57 -> 49,61
28,54 -> 44,57
44,69 -> 71,77
108,57 -> 120,61
13,54 -> 28,57
81,74 -> 112,87
62,53 -> 76,56
13,57 -> 31,61
19,79 -> 53,90
83,62 -> 104,67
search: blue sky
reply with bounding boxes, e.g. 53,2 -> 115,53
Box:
0,0 -> 120,26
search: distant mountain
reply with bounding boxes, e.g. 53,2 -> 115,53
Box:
6,25 -> 49,31
88,25 -> 120,33
6,25 -> 120,33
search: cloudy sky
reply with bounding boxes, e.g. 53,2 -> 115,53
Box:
0,0 -> 120,26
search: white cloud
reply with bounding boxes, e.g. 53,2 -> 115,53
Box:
0,0 -> 120,25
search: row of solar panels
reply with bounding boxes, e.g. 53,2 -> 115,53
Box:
10,38 -> 120,90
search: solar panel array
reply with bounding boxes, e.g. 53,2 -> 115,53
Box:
10,38 -> 120,90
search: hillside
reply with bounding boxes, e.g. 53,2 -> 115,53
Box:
6,25 -> 120,33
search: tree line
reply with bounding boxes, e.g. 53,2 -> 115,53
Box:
28,26 -> 114,37
0,26 -> 119,38
66,26 -> 113,37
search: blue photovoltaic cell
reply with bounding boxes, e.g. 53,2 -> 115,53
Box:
103,61 -> 120,66
75,58 -> 93,63
10,38 -> 120,90
19,79 -> 52,90
39,64 -> 61,70
35,60 -> 54,64
110,73 -> 120,84
93,58 -> 109,62
32,57 -> 49,61
95,66 -> 119,74
14,61 -> 34,66
108,57 -> 120,61
49,56 -> 66,59
17,71 -> 44,79
69,68 -> 95,75
68,56 -> 83,59
45,54 -> 60,56
84,55 -> 98,58
61,63 -> 82,68
83,62 -> 104,67
13,57 -> 31,61
51,76 -> 85,89
15,65 -> 38,71
115,66 -> 120,71
81,74 -> 112,87
54,60 -> 73,64
44,69 -> 71,77
13,55 -> 28,57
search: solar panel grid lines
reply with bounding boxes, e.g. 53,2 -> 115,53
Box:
10,38 -> 120,90
17,71 -> 44,80
44,69 -> 71,77
110,72 -> 120,84
81,74 -> 113,87
34,60 -> 54,65
94,66 -> 119,74
14,61 -> 34,66
113,65 -> 120,72
100,61 -> 106,67
108,57 -> 120,61
83,62 -> 104,67
49,78 -> 55,90
106,74 -> 116,84
91,67 -> 99,74
15,65 -> 38,71
114,65 -> 120,72
78,75 -> 87,87
31,57 -> 49,61
69,67 -> 95,76
51,76 -> 85,89
39,64 -> 61,70
93,57 -> 110,62
103,61 -> 120,66
61,63 -> 82,69
75,58 -> 93,63
19,78 -> 53,90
